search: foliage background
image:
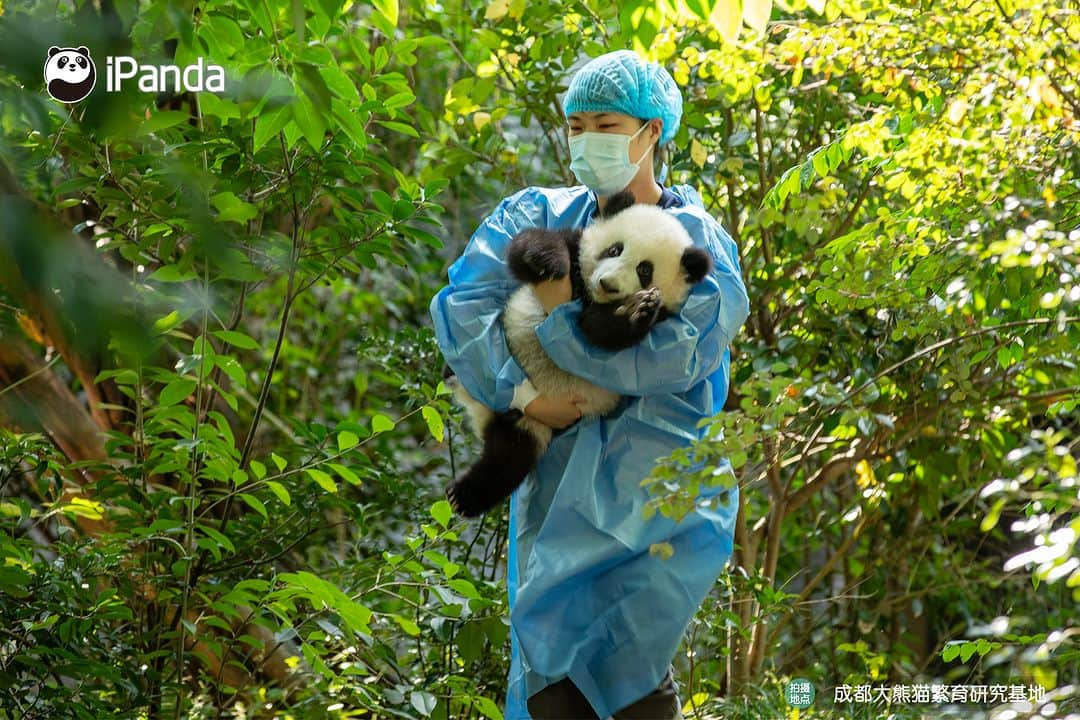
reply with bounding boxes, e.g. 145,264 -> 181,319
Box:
0,0 -> 1077,718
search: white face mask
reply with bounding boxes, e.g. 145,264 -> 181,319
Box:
568,122 -> 653,196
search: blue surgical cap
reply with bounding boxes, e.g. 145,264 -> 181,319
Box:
562,49 -> 683,146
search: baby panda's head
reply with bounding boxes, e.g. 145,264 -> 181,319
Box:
579,191 -> 713,311
43,46 -> 96,102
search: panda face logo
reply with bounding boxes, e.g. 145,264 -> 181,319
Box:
43,46 -> 96,102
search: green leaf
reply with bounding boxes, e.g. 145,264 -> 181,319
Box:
198,524 -> 236,554
475,696 -> 503,720
293,92 -> 327,151
371,189 -> 394,216
160,379 -> 197,406
319,65 -> 361,103
296,63 -> 333,113
448,578 -> 480,599
306,468 -> 338,493
981,498 -> 1006,532
402,224 -> 443,248
371,414 -> 394,433
338,598 -> 374,635
431,499 -> 452,528
383,91 -> 415,109
211,192 -> 258,224
338,430 -> 359,452
373,0 -> 398,26
331,97 -> 368,148
827,140 -> 843,168
212,329 -> 260,350
283,120 -> 302,150
266,481 -> 291,506
238,493 -> 268,518
204,14 -> 244,55
63,496 -> 104,520
315,0 -> 343,22
392,199 -> 414,221
997,346 -> 1012,369
423,549 -> 450,570
253,105 -> 292,153
328,463 -> 362,486
410,691 -> 436,717
376,120 -> 419,138
683,0 -> 711,19
392,613 -> 421,636
0,566 -> 33,598
214,355 -> 246,387
148,265 -> 197,282
136,110 -> 191,135
199,92 -> 240,121
421,406 -> 444,442
0,502 -> 24,519
153,310 -> 183,333
271,453 -> 287,471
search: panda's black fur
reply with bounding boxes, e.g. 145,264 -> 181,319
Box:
446,190 -> 713,518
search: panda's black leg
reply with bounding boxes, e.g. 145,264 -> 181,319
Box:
507,229 -> 574,284
447,409 -> 541,518
578,288 -> 664,351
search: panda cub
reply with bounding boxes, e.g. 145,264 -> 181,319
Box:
43,46 -> 96,103
447,191 -> 713,518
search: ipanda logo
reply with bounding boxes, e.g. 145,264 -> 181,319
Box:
44,45 -> 225,102
44,46 -> 96,102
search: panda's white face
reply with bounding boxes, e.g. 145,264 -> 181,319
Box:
44,49 -> 93,84
579,204 -> 703,311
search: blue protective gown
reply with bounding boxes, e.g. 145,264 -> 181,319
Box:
429,183 -> 749,719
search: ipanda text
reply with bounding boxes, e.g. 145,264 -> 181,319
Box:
106,56 -> 225,92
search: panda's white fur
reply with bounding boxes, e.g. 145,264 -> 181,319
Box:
448,198 -> 709,517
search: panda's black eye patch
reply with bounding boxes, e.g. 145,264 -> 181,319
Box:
77,57 -> 87,68
603,242 -> 623,258
636,260 -> 653,287
58,55 -> 68,65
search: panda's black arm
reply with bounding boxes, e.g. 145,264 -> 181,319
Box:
507,229 -> 576,284
578,301 -> 671,351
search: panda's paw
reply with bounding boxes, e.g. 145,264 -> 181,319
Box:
446,483 -> 464,515
615,287 -> 662,327
446,480 -> 488,518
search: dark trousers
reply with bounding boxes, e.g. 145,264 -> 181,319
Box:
526,665 -> 683,719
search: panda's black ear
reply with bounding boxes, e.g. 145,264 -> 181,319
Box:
681,246 -> 712,283
48,46 -> 61,57
76,46 -> 91,56
601,190 -> 636,218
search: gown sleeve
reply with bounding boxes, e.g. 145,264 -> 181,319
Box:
429,189 -> 538,412
533,207 -> 749,396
